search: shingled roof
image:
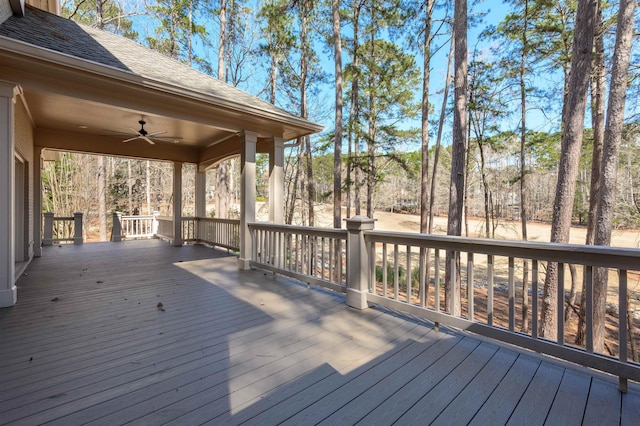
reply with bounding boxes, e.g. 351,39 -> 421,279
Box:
0,5 -> 305,123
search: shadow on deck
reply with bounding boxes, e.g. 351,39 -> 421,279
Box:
0,240 -> 638,425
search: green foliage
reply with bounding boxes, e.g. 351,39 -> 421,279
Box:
62,0 -> 138,38
146,0 -> 209,66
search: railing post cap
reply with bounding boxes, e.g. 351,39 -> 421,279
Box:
345,215 -> 376,231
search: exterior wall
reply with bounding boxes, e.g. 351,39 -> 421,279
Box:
25,0 -> 59,15
0,0 -> 12,24
14,96 -> 34,260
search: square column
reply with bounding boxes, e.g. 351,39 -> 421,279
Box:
172,161 -> 183,246
33,146 -> 42,257
195,170 -> 207,218
195,169 -> 206,242
239,131 -> 257,269
0,83 -> 18,308
268,137 -> 284,224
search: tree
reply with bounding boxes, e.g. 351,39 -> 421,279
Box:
574,0 -> 606,339
591,0 -> 636,352
446,0 -> 467,316
419,0 -> 434,233
539,0 -> 597,340
467,47 -> 508,238
332,0 -> 343,232
62,0 -> 139,38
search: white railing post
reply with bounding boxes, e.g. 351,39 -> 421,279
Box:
73,212 -> 83,244
42,212 -> 54,246
152,211 -> 159,236
111,212 -> 122,242
346,216 -> 375,310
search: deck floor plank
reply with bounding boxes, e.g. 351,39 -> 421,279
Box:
545,369 -> 592,426
506,362 -> 565,426
468,355 -> 540,425
353,337 -> 481,425
583,379 -> 622,426
315,333 -> 462,426
0,240 -> 636,426
430,347 -> 519,426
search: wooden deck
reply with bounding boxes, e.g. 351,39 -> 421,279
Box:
1,240 -> 638,425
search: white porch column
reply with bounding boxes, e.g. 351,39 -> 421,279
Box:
268,137 -> 284,224
195,170 -> 207,218
33,146 -> 42,257
0,83 -> 18,308
172,161 -> 183,247
194,169 -> 206,243
239,131 -> 257,270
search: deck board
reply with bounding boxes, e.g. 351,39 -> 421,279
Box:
0,240 -> 637,425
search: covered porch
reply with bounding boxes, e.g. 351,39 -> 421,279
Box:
1,239 -> 638,425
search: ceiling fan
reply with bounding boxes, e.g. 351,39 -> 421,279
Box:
109,119 -> 182,145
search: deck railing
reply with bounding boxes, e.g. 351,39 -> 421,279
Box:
248,223 -> 348,294
42,212 -> 83,245
155,215 -> 174,240
153,215 -> 240,251
198,218 -> 240,251
120,214 -> 158,239
248,217 -> 640,389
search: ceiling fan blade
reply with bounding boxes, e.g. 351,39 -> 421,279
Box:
122,136 -> 139,143
141,136 -> 155,145
147,131 -> 168,137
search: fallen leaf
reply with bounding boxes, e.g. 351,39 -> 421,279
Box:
29,357 -> 33,362
51,297 -> 59,302
96,280 -> 104,284
157,302 -> 165,312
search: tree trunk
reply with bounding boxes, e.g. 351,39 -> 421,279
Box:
540,0 -> 596,340
592,0 -> 635,353
420,0 -> 433,233
351,0 -> 361,217
478,142 -> 491,238
218,0 -> 227,81
519,0 -> 530,333
445,0 -> 467,316
575,0 -> 605,344
428,33 -> 454,235
332,0 -> 343,230
97,156 -> 107,241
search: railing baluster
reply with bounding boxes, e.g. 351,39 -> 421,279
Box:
557,262 -> 565,345
419,248 -> 426,307
619,268 -> 628,392
586,265 -> 594,353
369,240 -> 375,292
394,244 -> 399,301
532,260 -> 538,339
488,254 -> 494,327
434,248 -> 440,312
321,237 -> 326,280
406,245 -> 412,304
382,243 -> 388,297
468,253 -> 474,321
449,252 -> 457,315
509,256 -> 515,332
